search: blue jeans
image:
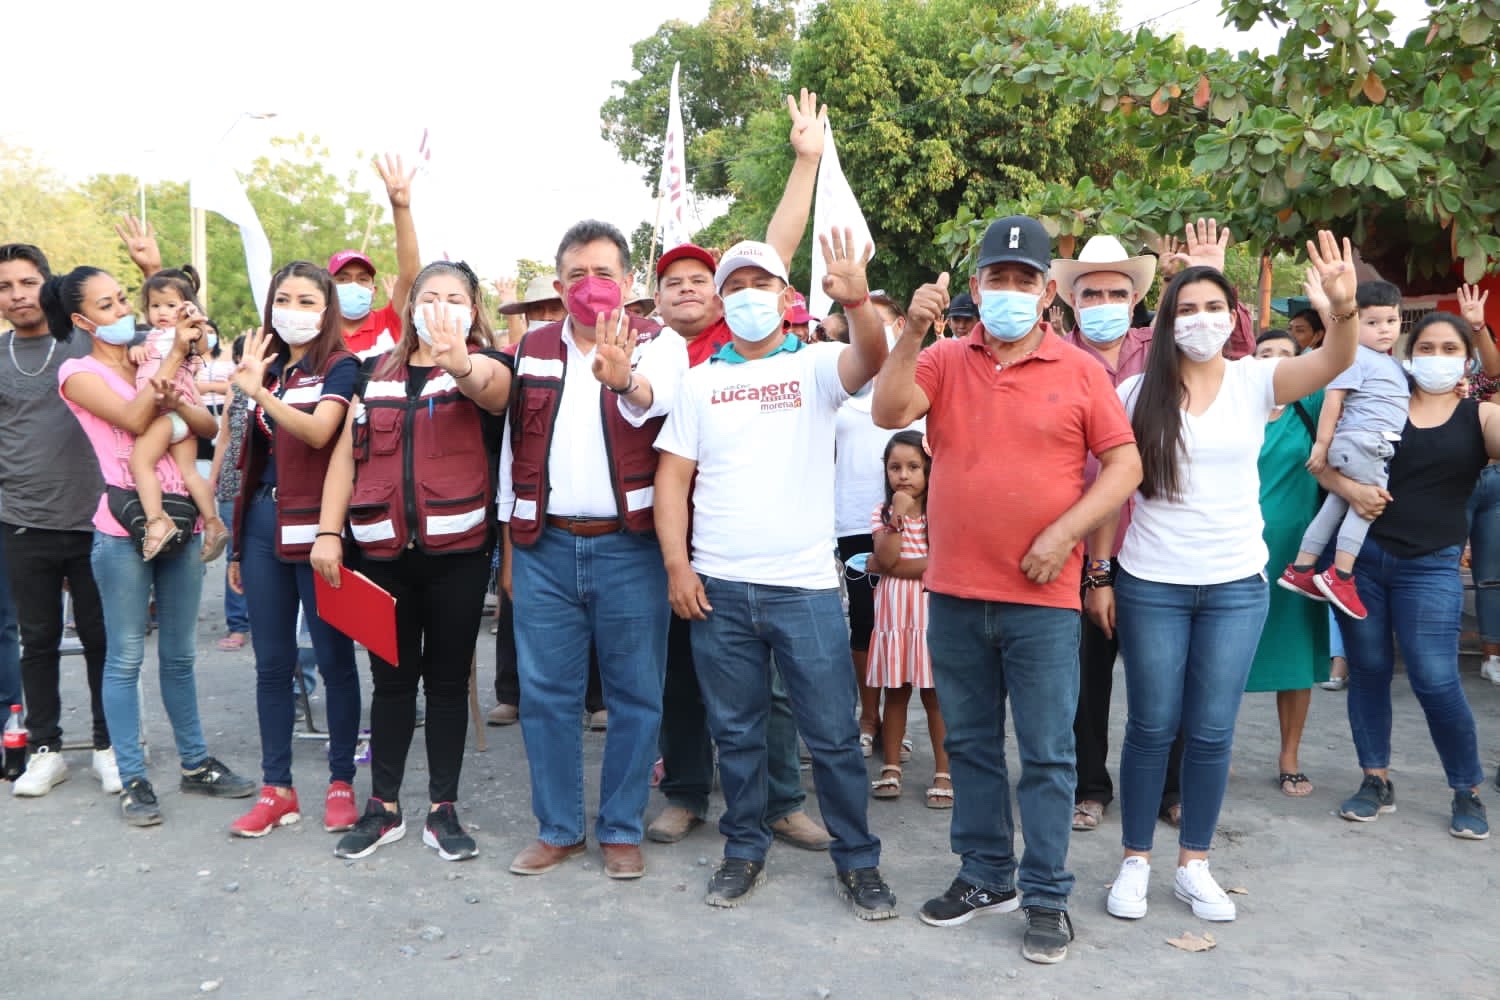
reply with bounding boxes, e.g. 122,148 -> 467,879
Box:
693,577 -> 879,873
216,498 -> 250,634
90,532 -> 210,784
658,615 -> 806,821
240,491 -> 359,787
1115,570 -> 1269,853
1466,463 -> 1500,644
0,528 -> 20,705
511,526 -> 669,846
927,594 -> 1080,911
1340,540 -> 1484,789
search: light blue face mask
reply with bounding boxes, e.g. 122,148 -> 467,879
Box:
977,290 -> 1041,342
722,288 -> 783,343
336,282 -> 374,321
1077,303 -> 1130,344
89,314 -> 138,346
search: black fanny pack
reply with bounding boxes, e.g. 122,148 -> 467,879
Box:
106,486 -> 196,559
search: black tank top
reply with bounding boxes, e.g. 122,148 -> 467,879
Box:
1371,397 -> 1488,558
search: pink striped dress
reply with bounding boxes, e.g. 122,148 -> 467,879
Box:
865,502 -> 932,689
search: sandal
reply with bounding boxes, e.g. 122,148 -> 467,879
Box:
859,732 -> 874,758
925,772 -> 954,810
141,515 -> 179,562
1072,800 -> 1104,831
899,738 -> 914,763
1278,771 -> 1314,797
200,517 -> 230,563
871,765 -> 902,799
216,632 -> 247,651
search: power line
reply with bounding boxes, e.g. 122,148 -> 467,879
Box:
1123,0 -> 1209,34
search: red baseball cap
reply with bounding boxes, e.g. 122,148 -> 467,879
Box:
656,243 -> 717,279
328,249 -> 376,277
783,290 -> 818,326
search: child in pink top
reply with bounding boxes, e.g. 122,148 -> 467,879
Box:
866,430 -> 952,809
127,269 -> 226,560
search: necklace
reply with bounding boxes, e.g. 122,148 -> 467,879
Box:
8,331 -> 57,377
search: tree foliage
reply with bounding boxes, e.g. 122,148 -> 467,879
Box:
600,0 -> 797,198
953,0 -> 1500,289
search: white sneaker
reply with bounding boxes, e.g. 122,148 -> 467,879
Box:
1106,856 -> 1151,919
1481,656 -> 1500,686
1174,859 -> 1236,921
92,748 -> 122,794
12,747 -> 69,797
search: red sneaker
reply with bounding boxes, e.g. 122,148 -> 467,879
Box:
1315,569 -> 1368,620
1276,565 -> 1327,602
325,781 -> 358,832
230,786 -> 301,837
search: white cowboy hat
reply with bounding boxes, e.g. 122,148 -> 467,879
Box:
1050,235 -> 1158,309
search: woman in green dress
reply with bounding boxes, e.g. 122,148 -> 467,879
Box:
1247,329 -> 1330,796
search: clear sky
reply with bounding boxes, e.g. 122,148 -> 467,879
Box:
3,0 -> 1431,282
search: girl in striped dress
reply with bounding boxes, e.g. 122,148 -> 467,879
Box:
866,430 -> 952,808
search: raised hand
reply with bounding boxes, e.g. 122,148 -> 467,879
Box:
818,227 -> 872,307
590,308 -> 634,390
1305,229 -> 1356,312
114,215 -> 162,276
1302,265 -> 1331,319
375,153 -> 417,209
232,326 -> 273,398
493,276 -> 518,305
380,273 -> 397,305
1167,218 -> 1231,274
786,87 -> 828,161
906,272 -> 951,340
1151,233 -> 1185,279
423,302 -> 473,375
1458,284 -> 1490,332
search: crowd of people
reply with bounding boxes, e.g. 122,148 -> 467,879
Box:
1,89 -> 1497,966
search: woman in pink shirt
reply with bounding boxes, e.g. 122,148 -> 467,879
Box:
44,265 -> 255,828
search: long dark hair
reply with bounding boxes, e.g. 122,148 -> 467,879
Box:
879,429 -> 931,525
262,261 -> 345,376
1131,266 -> 1239,501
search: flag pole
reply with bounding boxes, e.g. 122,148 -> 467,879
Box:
646,191 -> 666,291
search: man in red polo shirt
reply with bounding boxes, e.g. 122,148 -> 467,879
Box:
330,155 -> 421,359
872,215 -> 1142,965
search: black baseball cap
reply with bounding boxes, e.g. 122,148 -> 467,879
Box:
946,292 -> 977,318
975,215 -> 1051,275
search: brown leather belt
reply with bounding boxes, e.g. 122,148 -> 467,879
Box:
546,515 -> 623,538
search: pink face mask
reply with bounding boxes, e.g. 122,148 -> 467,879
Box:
565,276 -> 622,328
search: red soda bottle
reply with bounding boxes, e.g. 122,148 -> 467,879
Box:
2,705 -> 26,781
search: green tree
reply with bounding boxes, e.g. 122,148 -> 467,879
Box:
952,0 -> 1500,288
600,0 -> 797,198
0,143 -> 133,279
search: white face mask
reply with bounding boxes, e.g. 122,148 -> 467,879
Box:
1404,355 -> 1466,394
413,302 -> 474,345
883,324 -> 903,350
271,307 -> 324,346
1173,312 -> 1234,362
526,319 -> 550,333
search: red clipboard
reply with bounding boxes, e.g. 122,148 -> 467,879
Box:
314,569 -> 398,665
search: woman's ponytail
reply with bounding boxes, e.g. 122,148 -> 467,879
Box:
39,266 -> 106,341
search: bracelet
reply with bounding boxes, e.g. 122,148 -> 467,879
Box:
1328,307 -> 1357,324
455,359 -> 475,379
840,295 -> 870,310
316,531 -> 342,539
1081,574 -> 1114,591
1087,557 -> 1112,574
606,375 -> 637,395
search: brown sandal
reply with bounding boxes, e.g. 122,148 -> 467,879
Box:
200,517 -> 230,563
925,772 -> 954,809
141,515 -> 179,562
1072,800 -> 1104,831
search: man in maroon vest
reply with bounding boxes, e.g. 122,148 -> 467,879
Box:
500,220 -> 668,881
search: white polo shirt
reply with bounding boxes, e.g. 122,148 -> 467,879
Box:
655,337 -> 852,588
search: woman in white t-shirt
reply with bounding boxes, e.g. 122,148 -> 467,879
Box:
1088,231 -> 1359,925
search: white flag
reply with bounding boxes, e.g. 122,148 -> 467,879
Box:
190,161 -> 272,315
809,121 -> 875,322
657,62 -> 690,252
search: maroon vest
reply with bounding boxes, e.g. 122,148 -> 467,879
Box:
347,352 -> 493,559
507,319 -> 663,547
232,350 -> 354,562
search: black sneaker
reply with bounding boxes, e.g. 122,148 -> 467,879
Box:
1021,906 -> 1074,965
835,867 -> 898,921
423,803 -> 478,861
918,877 -> 1020,926
121,778 -> 162,827
705,858 -> 766,908
179,756 -> 256,798
1339,774 -> 1396,822
335,799 -> 406,859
